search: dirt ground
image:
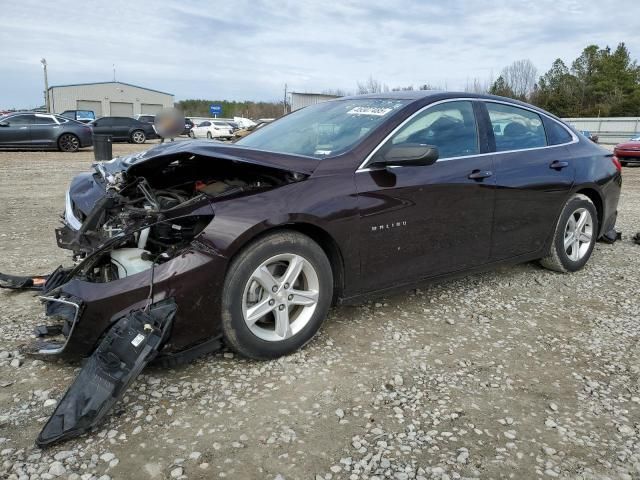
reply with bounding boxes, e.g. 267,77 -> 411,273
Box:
0,142 -> 639,480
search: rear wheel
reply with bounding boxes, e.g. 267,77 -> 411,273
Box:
221,231 -> 333,360
540,193 -> 598,273
58,133 -> 80,152
131,130 -> 146,144
620,161 -> 628,167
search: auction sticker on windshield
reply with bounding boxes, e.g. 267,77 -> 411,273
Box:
347,106 -> 393,116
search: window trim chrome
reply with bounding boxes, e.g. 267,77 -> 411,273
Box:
356,97 -> 578,172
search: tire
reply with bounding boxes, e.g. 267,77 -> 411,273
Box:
58,133 -> 80,152
131,130 -> 146,144
540,193 -> 598,273
620,161 -> 628,167
221,230 -> 333,360
206,131 -> 212,139
189,130 -> 195,138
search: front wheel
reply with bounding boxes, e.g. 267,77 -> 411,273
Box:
221,231 -> 333,360
206,131 -> 212,139
131,130 -> 146,144
540,193 -> 598,273
58,133 -> 80,152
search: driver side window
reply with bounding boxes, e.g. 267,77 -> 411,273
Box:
387,101 -> 479,159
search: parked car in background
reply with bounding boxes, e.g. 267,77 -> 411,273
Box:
0,112 -> 92,152
90,116 -> 157,144
579,130 -> 599,143
233,120 -> 270,138
189,120 -> 233,139
60,110 -> 96,124
182,117 -> 194,136
614,136 -> 640,166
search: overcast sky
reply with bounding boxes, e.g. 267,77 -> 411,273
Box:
1,0 -> 638,108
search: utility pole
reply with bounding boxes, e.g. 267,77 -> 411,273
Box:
283,83 -> 287,115
41,58 -> 49,112
113,64 -> 116,82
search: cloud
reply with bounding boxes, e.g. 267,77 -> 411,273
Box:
0,0 -> 638,108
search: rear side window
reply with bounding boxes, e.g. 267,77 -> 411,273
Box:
543,117 -> 573,145
487,103 -> 546,152
34,116 -> 56,125
387,101 -> 479,159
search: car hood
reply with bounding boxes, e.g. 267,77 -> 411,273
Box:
615,141 -> 640,150
100,140 -> 321,177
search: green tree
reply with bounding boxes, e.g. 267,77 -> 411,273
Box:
489,76 -> 516,98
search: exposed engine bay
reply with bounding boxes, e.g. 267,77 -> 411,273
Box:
58,152 -> 303,284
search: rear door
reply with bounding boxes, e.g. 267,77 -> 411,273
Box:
31,114 -> 59,146
112,117 -> 132,140
355,100 -> 496,291
484,101 -> 575,260
0,114 -> 34,145
91,117 -> 113,136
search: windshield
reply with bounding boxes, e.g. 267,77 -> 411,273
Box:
236,98 -> 410,158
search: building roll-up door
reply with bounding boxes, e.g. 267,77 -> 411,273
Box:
77,100 -> 102,117
110,102 -> 134,117
141,104 -> 163,115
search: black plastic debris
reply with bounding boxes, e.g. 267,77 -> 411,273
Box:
0,272 -> 48,290
36,298 -> 177,448
600,228 -> 622,244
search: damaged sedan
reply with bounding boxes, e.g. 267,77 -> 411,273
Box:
1,91 -> 622,446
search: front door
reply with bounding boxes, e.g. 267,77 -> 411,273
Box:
0,113 -> 33,146
355,100 -> 496,292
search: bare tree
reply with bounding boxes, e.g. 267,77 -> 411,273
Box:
464,76 -> 492,94
500,59 -> 537,99
357,75 -> 387,94
391,85 -> 415,91
321,88 -> 348,96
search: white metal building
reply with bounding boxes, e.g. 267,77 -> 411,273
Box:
47,81 -> 174,117
290,92 -> 341,111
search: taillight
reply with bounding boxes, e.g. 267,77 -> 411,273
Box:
611,155 -> 622,172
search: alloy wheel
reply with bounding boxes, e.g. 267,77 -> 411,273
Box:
59,134 -> 79,152
242,253 -> 320,342
564,207 -> 593,261
132,131 -> 145,143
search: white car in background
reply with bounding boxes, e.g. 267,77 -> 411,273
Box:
190,120 -> 233,140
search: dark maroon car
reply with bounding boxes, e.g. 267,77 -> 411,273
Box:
1,91 -> 622,446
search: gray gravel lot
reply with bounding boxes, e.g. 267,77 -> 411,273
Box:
0,143 -> 639,480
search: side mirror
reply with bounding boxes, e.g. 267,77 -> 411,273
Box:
0,121 -> 9,127
372,143 -> 439,168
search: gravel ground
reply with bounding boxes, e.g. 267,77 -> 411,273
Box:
0,143 -> 639,480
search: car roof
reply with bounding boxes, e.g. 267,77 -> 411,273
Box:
334,90 -> 566,122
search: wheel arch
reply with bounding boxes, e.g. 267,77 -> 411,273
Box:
574,186 -> 604,236
226,222 -> 346,303
57,131 -> 79,144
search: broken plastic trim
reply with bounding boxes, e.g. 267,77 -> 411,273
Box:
36,296 -> 82,355
36,298 -> 177,448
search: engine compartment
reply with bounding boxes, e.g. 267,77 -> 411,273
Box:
61,153 -> 304,283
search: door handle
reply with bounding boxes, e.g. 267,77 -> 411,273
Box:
468,170 -> 493,180
550,160 -> 569,170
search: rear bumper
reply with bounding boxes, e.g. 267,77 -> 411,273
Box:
615,149 -> 640,162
